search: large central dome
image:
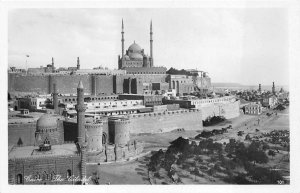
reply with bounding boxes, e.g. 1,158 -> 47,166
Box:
128,42 -> 142,53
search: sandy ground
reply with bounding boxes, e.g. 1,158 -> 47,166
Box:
86,107 -> 289,184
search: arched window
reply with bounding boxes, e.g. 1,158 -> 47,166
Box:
42,171 -> 48,181
16,174 -> 23,184
66,169 -> 72,178
50,171 -> 56,180
44,137 -> 50,145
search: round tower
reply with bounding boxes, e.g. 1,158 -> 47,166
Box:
108,117 -> 130,146
85,121 -> 103,152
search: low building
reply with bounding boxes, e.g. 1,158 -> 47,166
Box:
244,102 -> 262,115
261,95 -> 278,108
119,94 -> 163,107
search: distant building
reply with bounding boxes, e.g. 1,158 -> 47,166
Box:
260,95 -> 278,108
118,20 -> 153,69
244,102 -> 262,115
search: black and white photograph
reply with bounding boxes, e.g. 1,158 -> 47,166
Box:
1,1 -> 300,193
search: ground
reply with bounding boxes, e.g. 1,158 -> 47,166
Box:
86,107 -> 289,184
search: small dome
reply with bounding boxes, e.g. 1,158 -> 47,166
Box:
129,52 -> 143,60
128,42 -> 142,53
36,114 -> 57,131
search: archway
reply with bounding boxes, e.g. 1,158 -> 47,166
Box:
17,174 -> 23,184
102,133 -> 107,144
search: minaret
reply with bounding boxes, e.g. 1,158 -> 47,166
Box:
76,81 -> 86,145
53,83 -> 58,114
75,81 -> 87,184
121,19 -> 125,64
150,20 -> 153,67
51,57 -> 54,68
258,84 -> 261,93
77,57 -> 80,70
272,82 -> 275,94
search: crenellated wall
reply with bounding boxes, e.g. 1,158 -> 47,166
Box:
128,109 -> 203,134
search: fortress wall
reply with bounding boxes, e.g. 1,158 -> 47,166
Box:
9,75 -> 49,94
201,100 -> 240,120
93,75 -> 114,95
113,75 -> 125,94
135,74 -> 168,83
128,109 -> 203,134
53,75 -> 92,94
8,123 -> 36,146
86,141 -> 143,163
9,155 -> 81,185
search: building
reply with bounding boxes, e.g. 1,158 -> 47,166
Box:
244,102 -> 263,115
261,95 -> 278,108
118,20 -> 153,69
119,94 -> 163,107
8,81 -> 144,185
163,95 -> 240,120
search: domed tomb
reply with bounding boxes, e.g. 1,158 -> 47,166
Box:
35,114 -> 63,147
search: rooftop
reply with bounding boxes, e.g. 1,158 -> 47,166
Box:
8,143 -> 77,159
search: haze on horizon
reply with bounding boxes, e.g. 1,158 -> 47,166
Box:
8,8 -> 289,86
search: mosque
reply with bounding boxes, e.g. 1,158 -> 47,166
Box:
118,20 -> 154,69
8,81 -> 143,185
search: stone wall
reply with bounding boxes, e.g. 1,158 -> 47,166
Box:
8,155 -> 81,185
128,109 -> 203,134
8,73 -> 170,96
8,123 -> 36,146
201,100 -> 240,120
86,141 -> 143,163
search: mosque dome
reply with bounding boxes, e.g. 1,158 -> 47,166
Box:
129,52 -> 143,60
124,55 -> 130,60
128,42 -> 142,53
36,114 -> 57,131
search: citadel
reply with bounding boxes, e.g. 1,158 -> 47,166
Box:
8,20 -> 240,185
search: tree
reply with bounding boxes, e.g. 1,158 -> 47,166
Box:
17,137 -> 23,146
247,142 -> 269,165
268,150 -> 276,159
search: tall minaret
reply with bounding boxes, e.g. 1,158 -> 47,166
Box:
75,81 -> 87,184
77,57 -> 80,70
258,84 -> 261,93
121,19 -> 125,62
76,81 -> 86,146
150,20 -> 153,67
53,83 -> 58,114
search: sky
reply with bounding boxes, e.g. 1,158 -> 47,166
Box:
8,8 -> 289,86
